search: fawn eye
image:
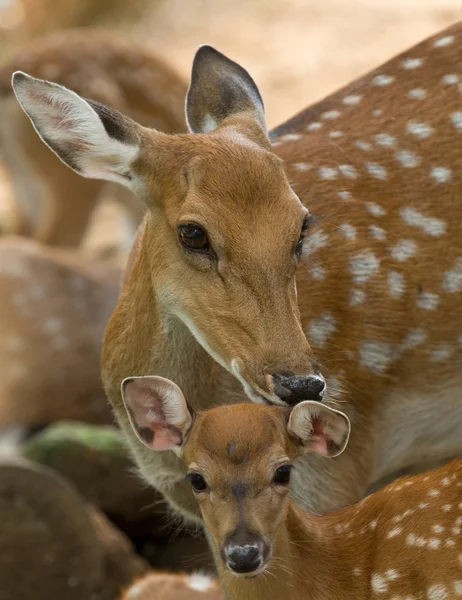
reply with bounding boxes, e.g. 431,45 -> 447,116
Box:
187,472 -> 207,492
178,224 -> 210,253
295,216 -> 312,258
273,465 -> 292,485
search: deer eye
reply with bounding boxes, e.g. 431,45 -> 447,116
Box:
273,464 -> 292,485
295,216 -> 312,258
187,472 -> 207,492
178,224 -> 210,253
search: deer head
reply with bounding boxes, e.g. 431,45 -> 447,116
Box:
121,376 -> 350,576
11,46 -> 325,405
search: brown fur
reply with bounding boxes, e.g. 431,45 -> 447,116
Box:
183,404 -> 462,600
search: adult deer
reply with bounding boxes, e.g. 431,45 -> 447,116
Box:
12,22 -> 462,521
121,376 -> 462,600
0,29 -> 187,247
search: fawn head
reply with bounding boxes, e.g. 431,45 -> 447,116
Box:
121,376 -> 350,576
11,46 -> 324,405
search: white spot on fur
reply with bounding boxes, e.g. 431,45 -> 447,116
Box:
408,88 -> 427,100
343,95 -> 362,105
303,230 -> 329,256
433,35 -> 454,47
356,140 -> 372,151
406,120 -> 433,138
349,250 -> 380,283
400,207 -> 446,236
451,112 -> 462,131
338,164 -> 357,179
339,223 -> 357,239
322,110 -> 340,120
350,288 -> 365,306
385,569 -> 399,581
307,313 -> 337,348
454,581 -> 462,595
372,75 -> 395,86
353,567 -> 362,575
387,527 -> 403,538
431,344 -> 453,362
329,131 -> 343,138
443,258 -> 462,293
280,133 -> 302,142
407,533 -> 426,547
432,524 -> 445,533
430,167 -> 452,183
401,57 -> 423,69
338,190 -> 352,200
428,538 -> 441,549
360,340 -> 393,374
396,149 -> 420,168
365,202 -> 386,217
428,489 -> 440,497
427,584 -> 449,600
442,504 -> 452,512
187,572 -> 215,592
366,162 -> 387,180
310,265 -> 326,281
390,239 -> 417,262
318,167 -> 338,180
442,73 -> 460,85
293,162 -> 311,172
369,225 -> 386,241
307,122 -> 322,131
401,328 -> 427,349
375,133 -> 396,147
372,109 -> 383,116
417,292 -> 439,311
371,573 -> 388,593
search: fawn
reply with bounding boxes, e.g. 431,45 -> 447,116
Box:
0,236 -> 121,428
11,22 -> 462,522
0,29 -> 187,247
122,375 -> 462,600
121,571 -> 222,600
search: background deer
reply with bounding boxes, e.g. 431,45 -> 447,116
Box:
11,22 -> 462,523
0,29 -> 187,247
0,236 -> 121,429
120,571 -> 222,600
122,376 -> 462,600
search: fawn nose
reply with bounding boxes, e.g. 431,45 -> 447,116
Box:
272,372 -> 325,405
223,535 -> 268,574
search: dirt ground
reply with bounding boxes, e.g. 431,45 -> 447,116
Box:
0,0 -> 460,254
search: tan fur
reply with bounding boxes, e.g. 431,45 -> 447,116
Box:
0,237 -> 121,426
183,403 -> 462,600
120,572 -> 222,600
100,23 -> 462,521
0,29 -> 187,246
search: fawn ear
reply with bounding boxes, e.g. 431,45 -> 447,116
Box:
287,401 -> 351,458
121,376 -> 193,452
186,45 -> 268,141
12,71 -> 142,189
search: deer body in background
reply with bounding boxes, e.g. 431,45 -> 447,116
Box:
120,571 -> 222,600
0,236 -> 121,428
122,376 -> 462,600
12,22 -> 462,522
0,29 -> 187,247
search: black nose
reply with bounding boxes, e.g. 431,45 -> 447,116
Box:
224,543 -> 263,574
272,372 -> 325,404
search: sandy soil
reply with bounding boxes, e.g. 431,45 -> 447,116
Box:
0,0 -> 460,254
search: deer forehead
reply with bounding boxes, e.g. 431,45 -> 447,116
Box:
185,404 -> 289,469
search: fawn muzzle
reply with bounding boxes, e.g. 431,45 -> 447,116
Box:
222,531 -> 270,575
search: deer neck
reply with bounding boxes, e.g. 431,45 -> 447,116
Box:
221,502 -> 372,600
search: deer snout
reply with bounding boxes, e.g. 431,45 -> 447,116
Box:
222,533 -> 270,575
272,372 -> 326,404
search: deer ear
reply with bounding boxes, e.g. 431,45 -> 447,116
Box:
121,376 -> 193,452
186,45 -> 268,140
287,401 -> 351,458
12,71 -> 142,189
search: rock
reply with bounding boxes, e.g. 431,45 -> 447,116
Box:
120,572 -> 223,600
0,459 -> 102,600
22,421 -> 161,523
